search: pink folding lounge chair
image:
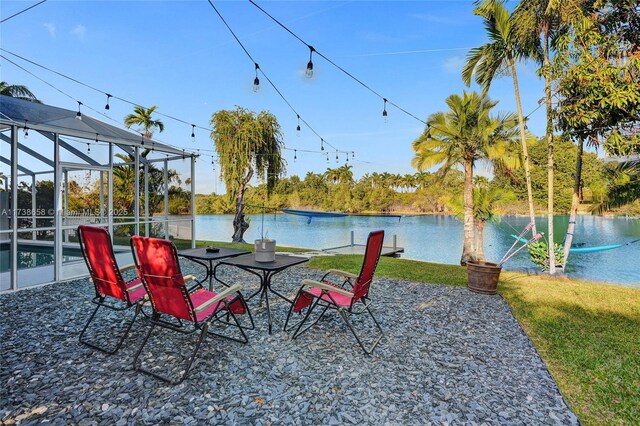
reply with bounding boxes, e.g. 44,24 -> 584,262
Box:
284,230 -> 385,354
130,236 -> 252,385
77,225 -> 147,354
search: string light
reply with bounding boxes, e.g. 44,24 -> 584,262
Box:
253,63 -> 260,92
321,138 -> 325,151
382,98 -> 388,120
306,45 -> 315,78
352,151 -> 355,159
296,114 -> 301,134
23,120 -> 28,139
76,101 -> 82,120
104,93 -> 111,110
191,124 -> 196,142
335,150 -> 339,163
87,142 -> 90,154
294,149 -> 297,162
326,153 -> 329,163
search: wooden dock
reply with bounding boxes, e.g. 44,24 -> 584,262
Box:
322,244 -> 404,257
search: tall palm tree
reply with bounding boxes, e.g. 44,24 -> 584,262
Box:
124,105 -> 165,139
412,91 -> 519,265
513,0 -> 583,273
210,107 -> 285,243
0,81 -> 40,102
462,0 -> 538,235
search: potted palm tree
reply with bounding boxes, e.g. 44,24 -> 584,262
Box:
455,184 -> 511,294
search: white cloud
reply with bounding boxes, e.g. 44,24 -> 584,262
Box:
443,56 -> 465,74
43,23 -> 56,38
71,24 -> 86,40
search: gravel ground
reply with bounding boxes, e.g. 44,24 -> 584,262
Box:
1,258 -> 579,425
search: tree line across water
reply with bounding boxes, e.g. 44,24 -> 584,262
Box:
196,136 -> 635,216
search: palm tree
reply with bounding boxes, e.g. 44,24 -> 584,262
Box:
462,0 -> 538,235
0,81 -> 40,102
124,106 -> 165,139
210,107 -> 285,243
411,91 -> 519,265
513,0 -> 583,274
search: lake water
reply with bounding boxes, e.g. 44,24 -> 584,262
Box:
195,214 -> 640,286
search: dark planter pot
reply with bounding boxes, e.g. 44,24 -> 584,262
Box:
467,261 -> 502,295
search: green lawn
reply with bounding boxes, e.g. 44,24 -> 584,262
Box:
307,255 -> 640,426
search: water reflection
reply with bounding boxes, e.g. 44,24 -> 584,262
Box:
195,214 -> 640,285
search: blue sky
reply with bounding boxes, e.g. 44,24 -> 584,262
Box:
1,0 -> 546,194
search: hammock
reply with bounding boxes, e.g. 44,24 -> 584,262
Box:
281,209 -> 348,224
511,235 -> 640,254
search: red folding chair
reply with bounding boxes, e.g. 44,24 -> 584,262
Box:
130,236 -> 252,385
77,225 -> 147,354
284,230 -> 385,354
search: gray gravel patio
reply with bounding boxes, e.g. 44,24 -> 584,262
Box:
1,258 -> 579,425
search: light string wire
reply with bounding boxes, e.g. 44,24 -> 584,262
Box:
248,0 -> 427,125
0,0 -> 47,24
205,0 -> 352,155
1,46 -> 356,158
0,48 -> 211,132
0,54 -> 352,165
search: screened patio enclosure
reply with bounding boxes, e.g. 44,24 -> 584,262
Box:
0,95 -> 197,291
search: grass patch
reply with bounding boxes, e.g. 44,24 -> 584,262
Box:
499,273 -> 640,426
308,255 -> 640,426
190,239 -> 309,253
308,255 -> 468,287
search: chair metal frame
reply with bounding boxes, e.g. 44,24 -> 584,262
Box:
77,225 -> 147,354
284,230 -> 385,354
131,236 -> 253,385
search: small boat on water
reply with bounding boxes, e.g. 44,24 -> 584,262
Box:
281,209 -> 348,224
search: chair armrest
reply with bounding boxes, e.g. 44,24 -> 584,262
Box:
184,275 -> 197,282
127,283 -> 144,293
194,284 -> 243,313
302,279 -> 354,298
325,269 -> 358,279
119,263 -> 136,273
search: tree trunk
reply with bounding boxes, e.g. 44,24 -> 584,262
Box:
461,158 -> 476,265
476,220 -> 485,262
562,139 -> 584,266
510,59 -> 537,235
544,27 -> 557,274
231,169 -> 253,243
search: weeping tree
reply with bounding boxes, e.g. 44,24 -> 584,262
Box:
210,107 -> 285,243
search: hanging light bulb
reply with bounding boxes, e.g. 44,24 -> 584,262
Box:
321,138 -> 325,151
23,120 -> 28,139
382,98 -> 388,121
191,124 -> 196,142
76,101 -> 83,120
305,45 -> 315,78
253,63 -> 260,92
296,114 -> 301,134
352,151 -> 355,159
140,133 -> 145,146
105,94 -> 112,110
294,149 -> 297,162
326,153 -> 329,163
335,151 -> 339,163
87,143 -> 91,154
